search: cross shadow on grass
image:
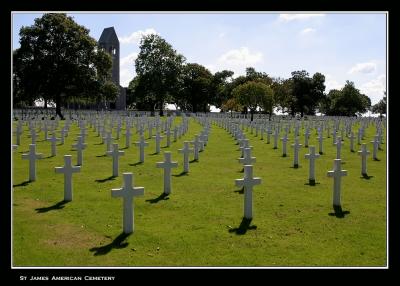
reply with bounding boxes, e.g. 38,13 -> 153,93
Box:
13,180 -> 31,188
42,155 -> 54,159
150,152 -> 160,156
361,174 -> 374,180
373,158 -> 381,161
228,218 -> 257,235
304,181 -> 320,187
146,193 -> 170,204
90,232 -> 131,256
121,146 -> 129,149
234,188 -> 244,194
35,200 -> 68,213
329,205 -> 350,218
189,159 -> 198,163
94,142 -> 103,145
172,171 -> 188,177
95,176 -> 116,183
129,162 -> 143,167
96,154 -> 107,157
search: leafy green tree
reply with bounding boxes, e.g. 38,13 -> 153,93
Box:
290,70 -> 325,117
221,97 -> 242,113
372,92 -> 386,118
323,81 -> 371,116
209,70 -> 234,108
177,63 -> 213,112
13,13 -> 118,118
258,85 -> 274,119
271,77 -> 294,115
232,81 -> 273,121
135,34 -> 185,116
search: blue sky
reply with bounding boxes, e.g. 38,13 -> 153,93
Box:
12,12 -> 387,105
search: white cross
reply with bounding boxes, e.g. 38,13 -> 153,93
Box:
111,173 -> 144,234
173,126 -> 178,142
266,126 -> 271,144
357,129 -> 362,145
43,124 -> 48,140
334,136 -> 343,159
358,143 -> 370,176
30,129 -> 37,144
273,129 -> 279,149
291,137 -> 302,167
22,144 -> 43,181
235,165 -> 261,219
165,128 -> 171,147
47,132 -> 61,157
348,132 -> 356,152
317,133 -> 324,154
125,127 -> 132,148
190,135 -> 203,161
135,136 -> 149,163
55,155 -> 81,201
72,136 -> 87,166
15,124 -> 23,145
107,143 -> 125,177
156,151 -> 178,195
304,129 -> 310,147
281,134 -> 289,157
239,147 -> 256,165
103,131 -> 113,153
79,127 -> 88,143
327,159 -> 347,207
239,139 -> 252,158
153,132 -> 164,154
305,146 -> 320,185
60,127 -> 68,145
148,124 -> 153,139
178,141 -> 193,173
370,135 -> 379,160
12,144 -> 18,151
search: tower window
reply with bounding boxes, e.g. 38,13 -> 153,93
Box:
112,48 -> 116,55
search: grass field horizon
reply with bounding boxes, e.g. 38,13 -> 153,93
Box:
12,115 -> 387,267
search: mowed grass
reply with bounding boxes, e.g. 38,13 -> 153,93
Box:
12,115 -> 387,267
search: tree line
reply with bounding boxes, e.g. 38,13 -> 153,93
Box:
13,14 -> 386,119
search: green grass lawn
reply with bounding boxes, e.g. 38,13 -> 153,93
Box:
12,115 -> 387,267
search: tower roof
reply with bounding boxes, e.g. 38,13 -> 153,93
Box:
99,27 -> 119,44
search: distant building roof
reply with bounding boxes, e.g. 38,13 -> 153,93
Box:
99,27 -> 119,45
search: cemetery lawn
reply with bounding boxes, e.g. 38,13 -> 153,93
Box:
12,117 -> 386,267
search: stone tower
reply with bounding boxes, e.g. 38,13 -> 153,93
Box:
98,27 -> 126,110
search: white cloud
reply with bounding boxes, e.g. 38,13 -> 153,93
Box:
348,62 -> 377,74
120,52 -> 138,67
119,52 -> 138,87
360,74 -> 386,104
299,27 -> 316,35
325,74 -> 342,91
279,14 -> 325,22
119,28 -> 159,44
218,47 -> 263,66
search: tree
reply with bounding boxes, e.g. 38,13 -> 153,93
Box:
221,98 -> 242,114
232,81 -> 273,121
13,13 -> 118,118
271,77 -> 294,115
135,34 -> 185,116
323,81 -> 371,116
258,85 -> 274,120
290,70 -> 325,117
176,63 -> 213,112
372,92 -> 387,118
209,70 -> 234,109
